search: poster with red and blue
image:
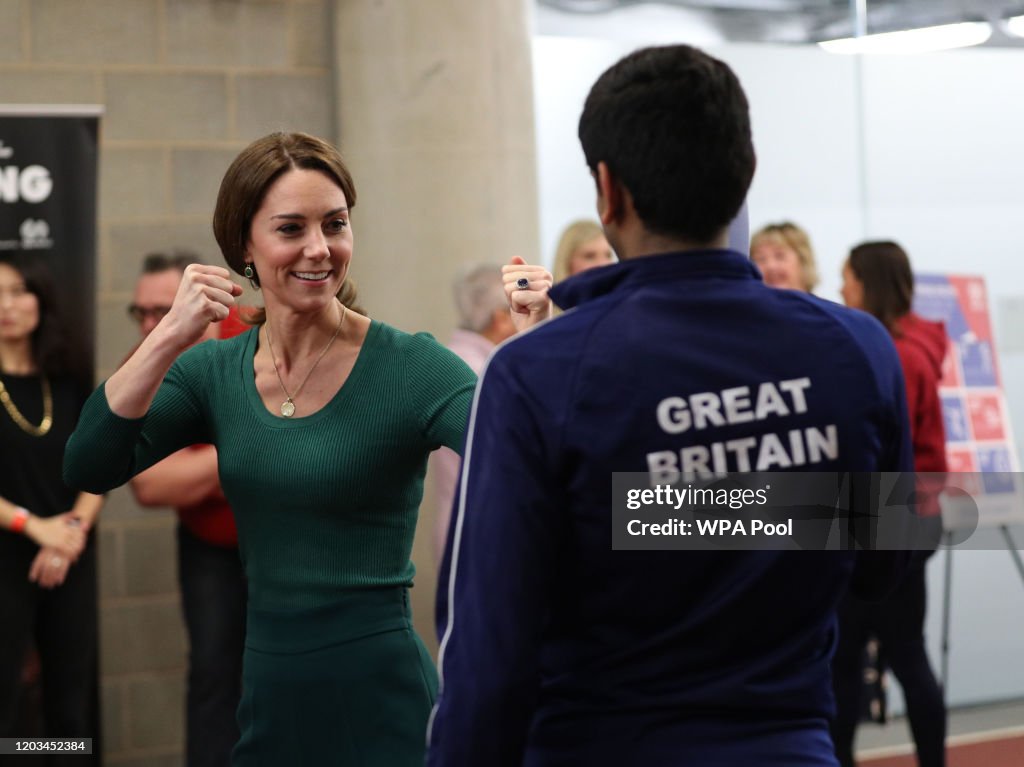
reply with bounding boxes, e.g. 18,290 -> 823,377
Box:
914,274 -> 1023,528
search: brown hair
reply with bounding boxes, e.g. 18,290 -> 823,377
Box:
846,240 -> 913,334
141,250 -> 203,274
212,132 -> 363,321
750,221 -> 819,292
552,219 -> 606,284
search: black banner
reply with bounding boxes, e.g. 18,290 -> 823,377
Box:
0,105 -> 103,757
0,106 -> 101,381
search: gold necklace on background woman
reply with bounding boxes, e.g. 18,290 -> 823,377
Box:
0,373 -> 53,437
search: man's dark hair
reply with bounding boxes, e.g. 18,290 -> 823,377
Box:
141,250 -> 203,274
578,45 -> 755,244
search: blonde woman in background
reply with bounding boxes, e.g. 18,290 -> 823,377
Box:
552,219 -> 616,284
750,221 -> 819,292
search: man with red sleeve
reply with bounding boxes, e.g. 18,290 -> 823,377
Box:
127,252 -> 247,767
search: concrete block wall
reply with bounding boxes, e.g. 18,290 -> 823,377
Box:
0,1 -> 333,764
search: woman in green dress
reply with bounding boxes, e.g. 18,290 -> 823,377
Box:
64,132 -> 551,765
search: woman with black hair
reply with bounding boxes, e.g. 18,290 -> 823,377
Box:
0,251 -> 103,758
833,240 -> 948,767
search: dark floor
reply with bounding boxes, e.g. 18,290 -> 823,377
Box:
856,698 -> 1024,766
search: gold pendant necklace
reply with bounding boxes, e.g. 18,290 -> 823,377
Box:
0,374 -> 53,437
264,304 -> 347,418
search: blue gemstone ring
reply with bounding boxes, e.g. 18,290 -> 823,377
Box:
516,277 -> 529,290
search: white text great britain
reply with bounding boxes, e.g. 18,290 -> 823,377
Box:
649,377 -> 838,481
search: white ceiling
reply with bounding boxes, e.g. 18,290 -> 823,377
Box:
536,0 -> 1024,47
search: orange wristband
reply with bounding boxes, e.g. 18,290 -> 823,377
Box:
9,507 -> 29,534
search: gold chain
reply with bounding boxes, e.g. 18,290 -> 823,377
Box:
0,375 -> 53,437
264,303 -> 346,418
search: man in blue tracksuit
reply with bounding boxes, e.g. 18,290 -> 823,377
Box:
427,45 -> 912,766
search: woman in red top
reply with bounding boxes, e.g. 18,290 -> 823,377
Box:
834,240 -> 948,767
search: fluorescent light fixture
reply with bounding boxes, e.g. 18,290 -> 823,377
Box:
819,21 -> 992,54
1006,15 -> 1024,38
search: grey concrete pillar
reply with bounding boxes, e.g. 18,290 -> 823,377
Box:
331,0 -> 541,649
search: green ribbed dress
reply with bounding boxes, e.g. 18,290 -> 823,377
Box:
64,321 -> 477,766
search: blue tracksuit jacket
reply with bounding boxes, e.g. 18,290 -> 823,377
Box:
428,249 -> 913,767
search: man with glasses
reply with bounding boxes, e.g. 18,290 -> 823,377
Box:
127,251 -> 247,767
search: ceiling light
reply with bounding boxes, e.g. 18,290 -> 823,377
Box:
1006,15 -> 1024,38
819,21 -> 993,54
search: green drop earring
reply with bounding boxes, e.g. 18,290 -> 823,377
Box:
243,263 -> 258,289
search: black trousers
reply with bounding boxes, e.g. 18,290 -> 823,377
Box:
177,524 -> 247,767
831,560 -> 946,767
0,535 -> 99,766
